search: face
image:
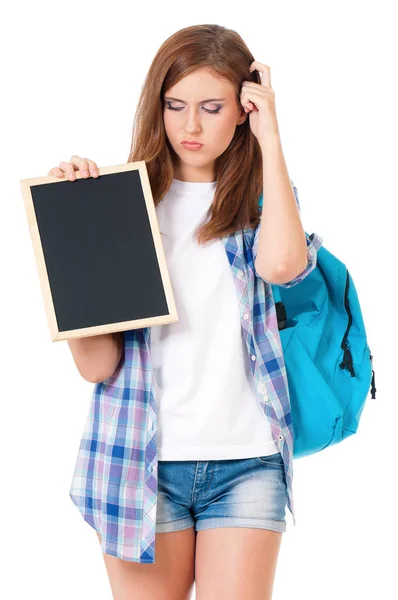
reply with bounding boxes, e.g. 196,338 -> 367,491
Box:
163,67 -> 247,182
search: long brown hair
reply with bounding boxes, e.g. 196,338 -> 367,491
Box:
127,24 -> 263,244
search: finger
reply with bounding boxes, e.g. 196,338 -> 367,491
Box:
249,61 -> 271,87
240,88 -> 264,108
242,81 -> 273,97
244,102 -> 257,113
242,81 -> 267,91
69,155 -> 91,178
47,167 -> 65,178
84,158 -> 99,177
59,161 -> 77,180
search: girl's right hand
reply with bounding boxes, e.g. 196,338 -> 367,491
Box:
47,155 -> 99,181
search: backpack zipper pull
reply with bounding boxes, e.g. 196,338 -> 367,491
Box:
340,345 -> 355,377
370,353 -> 376,399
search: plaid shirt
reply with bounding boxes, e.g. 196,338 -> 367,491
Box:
69,182 -> 323,563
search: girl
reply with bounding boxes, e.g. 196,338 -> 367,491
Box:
48,24 -> 322,600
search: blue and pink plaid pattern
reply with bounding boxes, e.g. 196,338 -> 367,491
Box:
69,184 -> 323,563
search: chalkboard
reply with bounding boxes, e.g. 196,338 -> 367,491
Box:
20,161 -> 178,342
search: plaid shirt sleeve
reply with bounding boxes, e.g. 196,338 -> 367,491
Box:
253,180 -> 323,288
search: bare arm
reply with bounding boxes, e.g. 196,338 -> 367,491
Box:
255,132 -> 308,283
67,332 -> 124,383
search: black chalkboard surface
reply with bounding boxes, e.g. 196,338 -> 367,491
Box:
20,161 -> 178,342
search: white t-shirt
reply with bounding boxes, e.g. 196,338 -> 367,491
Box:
150,178 -> 280,460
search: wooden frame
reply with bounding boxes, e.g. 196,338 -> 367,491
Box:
20,160 -> 178,342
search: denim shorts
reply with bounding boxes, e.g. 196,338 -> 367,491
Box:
155,451 -> 288,534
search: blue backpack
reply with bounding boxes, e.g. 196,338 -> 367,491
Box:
258,194 -> 376,458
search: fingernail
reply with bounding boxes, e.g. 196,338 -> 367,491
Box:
83,170 -> 89,177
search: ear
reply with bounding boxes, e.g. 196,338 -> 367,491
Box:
237,106 -> 248,126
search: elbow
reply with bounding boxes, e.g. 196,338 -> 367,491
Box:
254,258 -> 278,284
256,254 -> 308,285
85,364 -> 120,384
80,369 -> 110,384
85,372 -> 109,384
83,341 -> 124,384
276,256 -> 308,285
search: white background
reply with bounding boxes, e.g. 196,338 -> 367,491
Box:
2,0 -> 396,598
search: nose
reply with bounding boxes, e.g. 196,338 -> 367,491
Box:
184,108 -> 203,133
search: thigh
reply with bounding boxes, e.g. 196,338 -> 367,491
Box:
194,453 -> 288,533
195,527 -> 283,600
96,529 -> 196,600
193,453 -> 287,599
155,460 -> 196,533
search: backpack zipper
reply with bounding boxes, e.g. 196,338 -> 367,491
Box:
339,270 -> 355,376
339,270 -> 377,399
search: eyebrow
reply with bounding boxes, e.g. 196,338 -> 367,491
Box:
164,96 -> 226,104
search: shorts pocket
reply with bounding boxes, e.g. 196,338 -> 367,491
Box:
256,452 -> 284,468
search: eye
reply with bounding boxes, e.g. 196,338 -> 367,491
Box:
165,101 -> 221,114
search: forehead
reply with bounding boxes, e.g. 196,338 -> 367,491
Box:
165,68 -> 235,100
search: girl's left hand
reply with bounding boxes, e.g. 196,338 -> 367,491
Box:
240,61 -> 280,144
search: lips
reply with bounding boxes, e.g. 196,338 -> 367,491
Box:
181,141 -> 203,148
